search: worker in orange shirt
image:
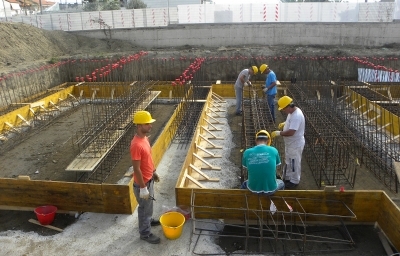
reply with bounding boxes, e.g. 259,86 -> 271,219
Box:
131,110 -> 161,244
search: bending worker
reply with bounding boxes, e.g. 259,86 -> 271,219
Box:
260,64 -> 278,123
271,96 -> 305,189
131,110 -> 161,244
234,65 -> 258,116
241,130 -> 285,195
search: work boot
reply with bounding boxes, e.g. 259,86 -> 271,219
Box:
140,233 -> 161,244
285,182 -> 298,189
150,218 -> 160,226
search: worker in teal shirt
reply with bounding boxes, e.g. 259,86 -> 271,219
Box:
241,130 -> 285,195
260,64 -> 278,123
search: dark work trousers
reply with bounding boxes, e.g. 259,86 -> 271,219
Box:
133,178 -> 154,237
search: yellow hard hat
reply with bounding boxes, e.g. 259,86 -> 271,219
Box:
277,96 -> 293,110
251,66 -> 258,75
256,130 -> 271,145
260,64 -> 269,74
133,110 -> 156,124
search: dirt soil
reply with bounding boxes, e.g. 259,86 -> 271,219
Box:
1,22 -> 400,254
2,22 -> 400,76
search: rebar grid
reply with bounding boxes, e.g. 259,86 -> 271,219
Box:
240,87 -> 284,182
286,82 -> 358,188
190,191 -> 356,255
0,94 -> 79,155
70,81 -> 158,183
171,59 -> 209,146
333,81 -> 400,192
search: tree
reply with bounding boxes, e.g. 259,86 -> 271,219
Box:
82,0 -> 121,11
126,0 -> 147,9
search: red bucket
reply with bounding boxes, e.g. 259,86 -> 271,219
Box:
34,205 -> 57,225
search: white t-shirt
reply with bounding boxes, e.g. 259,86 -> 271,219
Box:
283,107 -> 305,148
234,69 -> 250,88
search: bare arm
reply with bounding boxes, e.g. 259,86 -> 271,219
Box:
239,74 -> 247,84
267,81 -> 276,90
132,160 -> 146,188
280,129 -> 296,137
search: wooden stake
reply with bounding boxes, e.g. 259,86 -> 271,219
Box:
28,219 -> 63,232
198,134 -> 223,149
196,144 -> 222,158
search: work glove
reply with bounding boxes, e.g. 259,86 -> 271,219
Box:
244,82 -> 249,87
271,131 -> 281,139
139,187 -> 150,200
278,122 -> 285,130
262,87 -> 268,92
153,172 -> 160,182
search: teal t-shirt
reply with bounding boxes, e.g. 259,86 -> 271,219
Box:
242,144 -> 281,193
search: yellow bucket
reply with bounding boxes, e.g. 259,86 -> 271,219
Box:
159,211 -> 185,240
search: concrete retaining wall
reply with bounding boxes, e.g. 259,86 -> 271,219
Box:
72,23 -> 400,48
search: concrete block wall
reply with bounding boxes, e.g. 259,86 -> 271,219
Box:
72,23 -> 400,48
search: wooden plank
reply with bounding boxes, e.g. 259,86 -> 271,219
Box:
0,205 -> 77,214
193,153 -> 221,170
207,107 -> 222,118
65,130 -> 125,171
185,174 -> 206,188
204,118 -> 222,131
189,164 -> 219,182
29,219 -> 63,232
206,113 -> 223,124
0,178 -> 134,214
17,175 -> 30,180
176,188 -> 384,222
377,192 -> 400,251
377,232 -> 394,256
201,126 -> 224,140
16,114 -> 30,125
198,134 -> 223,149
196,144 -> 222,158
30,101 -> 45,108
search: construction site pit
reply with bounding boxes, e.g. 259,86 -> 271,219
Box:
0,53 -> 400,255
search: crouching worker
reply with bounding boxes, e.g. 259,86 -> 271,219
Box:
241,130 -> 284,195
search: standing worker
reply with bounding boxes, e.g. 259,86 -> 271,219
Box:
241,130 -> 285,195
271,96 -> 305,189
260,64 -> 278,123
130,110 -> 161,244
234,66 -> 258,116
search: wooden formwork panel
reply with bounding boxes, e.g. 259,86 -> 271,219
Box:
377,193 -> 400,251
175,89 -> 224,189
175,187 -> 400,250
0,89 -> 180,213
345,87 -> 400,137
151,98 -> 180,167
0,86 -> 75,134
176,188 -> 380,222
211,84 -> 235,98
211,82 -> 287,99
151,84 -> 187,98
0,178 -> 134,214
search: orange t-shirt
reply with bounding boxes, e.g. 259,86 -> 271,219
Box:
130,135 -> 155,184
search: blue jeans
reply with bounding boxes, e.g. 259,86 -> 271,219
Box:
235,85 -> 243,114
241,179 -> 285,196
133,179 -> 154,237
267,94 -> 276,122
